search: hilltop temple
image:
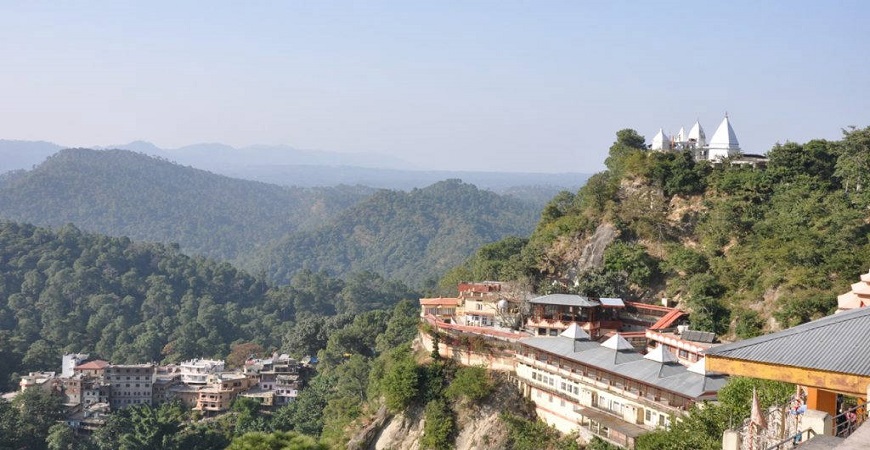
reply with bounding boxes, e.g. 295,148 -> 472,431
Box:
650,114 -> 742,162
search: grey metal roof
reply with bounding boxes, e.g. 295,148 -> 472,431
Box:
705,307 -> 870,377
600,297 -> 626,307
521,335 -> 727,399
682,330 -> 716,343
529,294 -> 601,307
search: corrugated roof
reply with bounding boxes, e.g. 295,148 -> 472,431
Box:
705,307 -> 870,377
521,335 -> 726,399
681,330 -> 716,344
529,294 -> 601,307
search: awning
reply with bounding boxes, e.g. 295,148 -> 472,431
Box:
576,407 -> 648,438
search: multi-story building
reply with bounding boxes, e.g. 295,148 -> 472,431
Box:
20,371 -> 58,392
526,294 -> 687,340
514,324 -> 726,449
457,281 -> 526,329
196,373 -> 255,413
104,364 -> 156,409
62,353 -> 90,378
179,359 -> 225,384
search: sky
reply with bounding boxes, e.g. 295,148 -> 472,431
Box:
1,1 -> 869,173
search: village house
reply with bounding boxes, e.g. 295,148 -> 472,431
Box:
419,297 -> 460,322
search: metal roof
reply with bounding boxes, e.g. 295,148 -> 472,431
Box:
600,297 -> 625,308
705,307 -> 870,377
521,335 -> 727,399
529,294 -> 601,308
681,330 -> 716,343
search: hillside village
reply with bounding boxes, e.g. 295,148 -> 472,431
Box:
6,353 -> 313,434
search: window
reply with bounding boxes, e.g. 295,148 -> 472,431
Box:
679,349 -> 689,359
645,410 -> 653,422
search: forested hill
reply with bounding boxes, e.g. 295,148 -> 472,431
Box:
447,126 -> 870,338
0,221 -> 419,392
0,148 -> 373,262
261,179 -> 541,288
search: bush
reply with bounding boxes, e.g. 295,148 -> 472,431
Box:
444,366 -> 492,404
420,399 -> 454,450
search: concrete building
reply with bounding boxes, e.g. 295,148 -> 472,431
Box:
62,353 -> 89,378
419,297 -> 460,322
515,324 -> 726,448
104,364 -> 156,409
73,360 -> 109,378
457,281 -> 525,329
179,359 -> 225,384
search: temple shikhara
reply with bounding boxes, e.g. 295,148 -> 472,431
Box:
650,114 -> 759,164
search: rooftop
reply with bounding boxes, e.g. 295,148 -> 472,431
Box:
419,297 -> 460,306
520,332 -> 726,399
529,294 -> 602,308
705,307 -> 870,377
75,360 -> 110,370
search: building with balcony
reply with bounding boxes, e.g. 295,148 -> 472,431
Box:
527,294 -> 626,339
195,373 -> 255,413
179,359 -> 225,384
515,324 -> 726,448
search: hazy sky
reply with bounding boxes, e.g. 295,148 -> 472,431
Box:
1,1 -> 868,173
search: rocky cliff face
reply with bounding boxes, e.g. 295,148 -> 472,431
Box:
349,374 -> 535,450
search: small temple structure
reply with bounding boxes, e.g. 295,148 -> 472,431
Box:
651,114 -> 746,162
836,268 -> 870,312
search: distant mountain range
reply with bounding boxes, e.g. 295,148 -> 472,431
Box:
0,149 -> 546,286
0,139 -> 590,194
0,148 -> 373,262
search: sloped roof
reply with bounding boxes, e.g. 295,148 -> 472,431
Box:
75,360 -> 110,370
705,307 -> 870,377
529,294 -> 600,308
520,335 -> 726,399
687,120 -> 706,146
645,345 -> 677,364
602,334 -> 634,351
709,115 -> 740,150
681,330 -> 716,343
651,128 -> 670,150
600,297 -> 625,308
561,323 -> 591,340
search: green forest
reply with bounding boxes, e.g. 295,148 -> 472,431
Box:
0,150 -> 540,287
262,179 -> 540,288
0,148 -> 374,262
